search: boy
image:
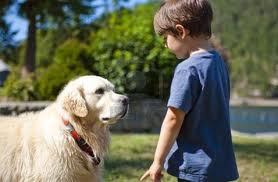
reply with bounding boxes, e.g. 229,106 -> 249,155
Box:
140,0 -> 239,182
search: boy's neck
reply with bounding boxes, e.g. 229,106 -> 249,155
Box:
188,36 -> 213,56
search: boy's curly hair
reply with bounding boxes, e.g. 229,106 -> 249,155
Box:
154,0 -> 213,39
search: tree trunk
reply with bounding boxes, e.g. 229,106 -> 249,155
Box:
22,13 -> 36,78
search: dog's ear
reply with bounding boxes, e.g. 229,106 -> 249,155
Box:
62,88 -> 88,117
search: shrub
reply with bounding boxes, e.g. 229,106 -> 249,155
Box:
88,5 -> 177,98
35,39 -> 91,100
0,67 -> 37,101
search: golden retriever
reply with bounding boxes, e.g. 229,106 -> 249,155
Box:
0,75 -> 128,182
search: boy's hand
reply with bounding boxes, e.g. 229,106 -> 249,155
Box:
140,161 -> 163,182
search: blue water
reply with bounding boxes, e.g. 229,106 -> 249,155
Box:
230,106 -> 278,134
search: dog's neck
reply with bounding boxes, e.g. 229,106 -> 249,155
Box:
58,106 -> 110,160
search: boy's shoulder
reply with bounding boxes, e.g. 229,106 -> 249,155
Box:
175,50 -> 221,73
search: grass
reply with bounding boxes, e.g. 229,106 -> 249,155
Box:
103,134 -> 278,182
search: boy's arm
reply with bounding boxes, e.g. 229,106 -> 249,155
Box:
154,107 -> 186,164
140,107 -> 186,182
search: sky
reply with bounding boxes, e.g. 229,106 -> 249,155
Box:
5,0 -> 149,42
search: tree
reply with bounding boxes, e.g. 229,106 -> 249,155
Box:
20,0 -> 97,77
1,0 -> 134,77
5,0 -> 95,77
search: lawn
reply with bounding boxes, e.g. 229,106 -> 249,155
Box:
104,134 -> 278,182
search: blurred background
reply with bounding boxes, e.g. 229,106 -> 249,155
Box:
0,0 -> 278,134
0,0 -> 277,100
0,0 -> 278,181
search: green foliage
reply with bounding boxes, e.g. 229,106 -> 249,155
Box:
212,0 -> 278,97
36,29 -> 66,67
1,1 -> 278,100
1,0 -> 98,76
35,1 -> 278,99
35,39 -> 91,100
88,5 -> 176,97
0,68 -> 37,101
33,3 -> 177,100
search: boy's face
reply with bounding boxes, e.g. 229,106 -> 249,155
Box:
163,31 -> 190,59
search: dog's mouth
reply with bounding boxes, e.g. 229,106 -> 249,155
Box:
101,106 -> 128,123
119,107 -> 128,119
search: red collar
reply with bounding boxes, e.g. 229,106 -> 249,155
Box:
62,118 -> 100,165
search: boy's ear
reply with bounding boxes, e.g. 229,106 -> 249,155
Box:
175,24 -> 189,39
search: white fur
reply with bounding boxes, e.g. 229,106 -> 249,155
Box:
0,75 -> 128,182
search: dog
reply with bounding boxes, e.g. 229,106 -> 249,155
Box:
0,75 -> 128,182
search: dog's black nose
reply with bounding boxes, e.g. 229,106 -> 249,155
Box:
121,96 -> 129,106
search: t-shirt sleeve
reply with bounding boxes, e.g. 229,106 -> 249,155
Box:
167,68 -> 200,113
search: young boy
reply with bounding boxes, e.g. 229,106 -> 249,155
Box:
140,0 -> 239,181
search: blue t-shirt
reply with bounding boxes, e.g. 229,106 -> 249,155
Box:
165,50 -> 239,182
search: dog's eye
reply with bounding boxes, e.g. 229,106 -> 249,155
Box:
95,88 -> 105,95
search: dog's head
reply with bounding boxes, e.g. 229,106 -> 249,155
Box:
57,75 -> 128,124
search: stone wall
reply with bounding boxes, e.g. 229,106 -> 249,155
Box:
0,101 -> 52,116
0,95 -> 167,133
1,96 -> 278,133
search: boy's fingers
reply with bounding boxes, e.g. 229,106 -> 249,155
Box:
140,170 -> 150,181
154,173 -> 163,182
